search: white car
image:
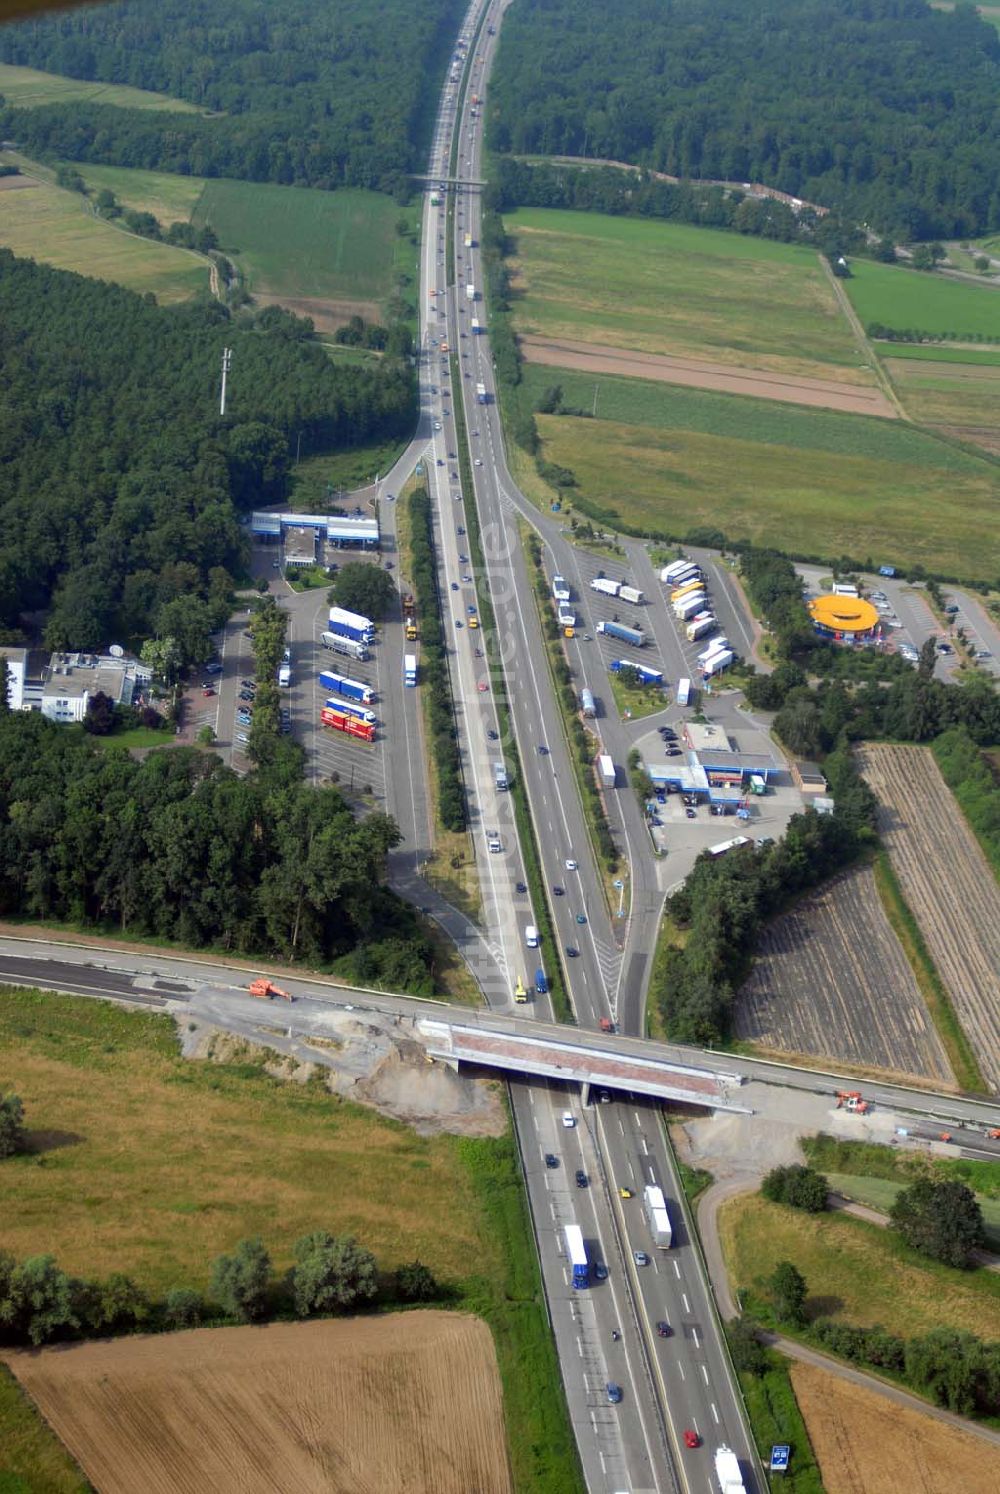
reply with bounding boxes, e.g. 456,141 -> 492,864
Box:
434,421 -> 442,431
561,1111 -> 575,1128
474,457 -> 483,466
565,858 -> 578,871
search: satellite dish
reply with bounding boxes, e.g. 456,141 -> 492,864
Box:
109,643 -> 125,658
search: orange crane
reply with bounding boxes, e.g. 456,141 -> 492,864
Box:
247,978 -> 293,1002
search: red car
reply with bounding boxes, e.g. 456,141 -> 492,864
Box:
477,680 -> 488,693
202,687 -> 214,697
683,1429 -> 701,1450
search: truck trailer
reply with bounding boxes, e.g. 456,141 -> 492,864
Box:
321,631 -> 369,662
494,761 -> 509,790
671,578 -> 705,603
466,283 -> 476,300
660,559 -> 696,584
470,316 -> 481,334
404,654 -> 417,687
581,687 -> 597,718
619,584 -> 644,606
597,619 -> 644,648
643,1184 -> 672,1247
328,606 -> 375,643
610,660 -> 663,685
699,637 -> 730,663
674,592 -> 708,621
597,753 -> 616,788
318,671 -> 374,705
476,381 -> 488,404
320,706 -> 375,743
552,575 -> 571,602
590,577 -> 621,598
714,1447 -> 747,1494
686,614 -> 716,642
326,697 -> 376,726
703,648 -> 734,677
564,1224 -> 589,1288
676,677 -> 691,707
463,232 -> 474,249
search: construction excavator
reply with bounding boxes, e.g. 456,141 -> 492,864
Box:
835,1090 -> 870,1114
247,978 -> 293,1002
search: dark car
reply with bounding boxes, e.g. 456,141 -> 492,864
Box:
686,807 -> 697,819
516,881 -> 527,894
575,1170 -> 588,1188
553,884 -> 564,896
544,1153 -> 558,1168
487,729 -> 498,741
656,1320 -> 672,1338
575,913 -> 587,925
594,1261 -> 609,1281
538,744 -> 549,755
241,679 -> 254,688
565,945 -> 578,957
457,526 -> 465,535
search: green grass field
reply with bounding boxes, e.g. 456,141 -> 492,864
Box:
192,181 -> 419,305
0,1366 -> 90,1494
720,1192 -> 1000,1341
0,175 -> 208,302
824,1173 -> 1000,1251
886,357 -> 1000,431
290,437 -> 409,504
845,258 -> 1000,339
69,161 -> 206,225
877,341 -> 1000,365
505,207 -> 869,382
525,363 -> 1000,579
0,61 -> 199,113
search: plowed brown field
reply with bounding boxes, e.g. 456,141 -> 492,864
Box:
858,743 -> 1000,1091
790,1359 -> 1000,1494
3,1312 -> 511,1494
735,867 -> 953,1084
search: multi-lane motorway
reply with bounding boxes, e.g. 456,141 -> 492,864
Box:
415,3 -> 761,1490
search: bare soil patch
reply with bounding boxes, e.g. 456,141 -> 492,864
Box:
4,1312 -> 512,1494
253,291 -> 381,336
520,334 -> 898,418
735,866 -> 953,1085
858,743 -> 1000,1090
790,1359 -> 1000,1493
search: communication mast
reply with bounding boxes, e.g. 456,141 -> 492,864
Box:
220,346 -> 232,416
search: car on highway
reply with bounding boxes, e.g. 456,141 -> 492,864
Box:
552,884 -> 564,896
618,1186 -> 633,1199
594,1261 -> 608,1281
606,1383 -> 623,1405
434,420 -> 442,431
575,1169 -> 588,1188
451,581 -> 459,590
474,457 -> 483,466
545,1153 -> 558,1168
656,1320 -> 672,1338
565,858 -> 577,870
516,880 -> 527,893
633,1250 -> 650,1266
459,553 -> 468,562
683,1430 -> 701,1449
477,681 -> 488,693
462,574 -> 472,583
538,744 -> 548,754
455,619 -> 463,628
487,729 -> 498,740
565,945 -> 578,957
457,525 -> 465,535
575,913 -> 587,924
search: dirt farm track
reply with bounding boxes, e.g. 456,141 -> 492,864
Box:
858,744 -> 1000,1092
3,1312 -> 512,1494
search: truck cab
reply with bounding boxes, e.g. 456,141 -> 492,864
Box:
514,977 -> 527,1003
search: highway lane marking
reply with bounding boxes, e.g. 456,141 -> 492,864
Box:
634,1111 -> 641,1125
711,1403 -> 720,1424
641,1137 -> 648,1155
673,1260 -> 681,1278
577,1336 -> 584,1357
618,1119 -> 625,1135
701,1365 -> 710,1386
683,1293 -> 690,1313
692,1327 -> 700,1348
677,1361 -> 685,1381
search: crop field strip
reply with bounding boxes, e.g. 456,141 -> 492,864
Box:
844,257 -> 1000,340
790,1360 -> 1000,1494
735,867 -> 953,1085
4,1313 -> 512,1494
857,744 -> 1000,1092
884,356 -> 1000,448
505,207 -> 871,385
0,62 -> 200,113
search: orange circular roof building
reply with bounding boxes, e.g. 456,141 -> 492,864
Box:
809,593 -> 881,637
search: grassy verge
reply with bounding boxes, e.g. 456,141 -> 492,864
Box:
736,1359 -> 824,1494
451,359 -> 572,1023
0,1364 -> 92,1494
676,1160 -> 715,1207
94,726 -> 173,751
606,670 -> 667,721
289,438 -> 409,506
872,850 -> 986,1093
458,1129 -> 585,1494
823,1171 -> 1000,1252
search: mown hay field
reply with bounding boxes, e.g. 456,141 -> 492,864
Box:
505,207 -> 869,382
886,355 -> 1000,451
790,1359 -> 1000,1494
4,1313 -> 512,1494
857,744 -> 1000,1092
736,867 -> 952,1085
845,257 -> 1000,340
0,173 -> 207,302
0,62 -> 199,112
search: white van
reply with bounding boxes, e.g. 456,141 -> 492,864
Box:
525,925 -> 539,948
278,663 -> 291,687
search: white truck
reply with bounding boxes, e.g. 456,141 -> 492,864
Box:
687,613 -> 716,642
552,574 -> 571,602
675,592 -> 708,621
714,1446 -> 747,1494
643,1184 -> 672,1247
703,648 -> 734,677
597,753 -> 616,788
466,283 -> 476,301
590,577 -> 621,598
619,584 -> 644,605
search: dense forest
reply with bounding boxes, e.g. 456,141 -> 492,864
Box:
0,252 -> 414,649
489,0 -> 1000,238
0,708 -> 434,988
0,0 -> 464,191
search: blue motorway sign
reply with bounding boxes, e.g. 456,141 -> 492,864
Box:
770,1444 -> 790,1472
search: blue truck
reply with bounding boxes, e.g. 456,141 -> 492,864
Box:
597,620 -> 645,648
564,1224 -> 588,1288
327,606 -> 375,644
535,967 -> 548,996
610,659 -> 662,684
318,671 -> 374,704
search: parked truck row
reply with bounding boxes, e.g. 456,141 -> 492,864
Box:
661,557 -> 734,677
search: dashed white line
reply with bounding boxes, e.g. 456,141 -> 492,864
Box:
711,1403 -> 720,1424
683,1293 -> 690,1314
692,1327 -> 701,1348
673,1260 -> 681,1279
701,1365 -> 710,1386
678,1362 -> 686,1382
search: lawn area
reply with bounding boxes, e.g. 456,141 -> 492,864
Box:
69,161 -> 207,225
94,727 -> 175,751
0,1366 -> 89,1494
719,1192 -> 1000,1341
505,207 -> 867,382
527,366 -> 1000,580
290,438 -> 409,505
844,258 -> 1000,340
0,172 -> 207,303
825,1173 -> 1000,1251
0,987 -> 579,1494
607,671 -> 667,721
885,357 -> 1000,431
0,61 -> 199,112
877,341 -> 1000,366
192,181 -> 419,306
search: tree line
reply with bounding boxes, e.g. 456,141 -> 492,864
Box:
0,0 -> 465,196
488,0 -> 1000,239
0,251 -> 414,652
408,487 -> 466,833
0,707 -> 438,992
